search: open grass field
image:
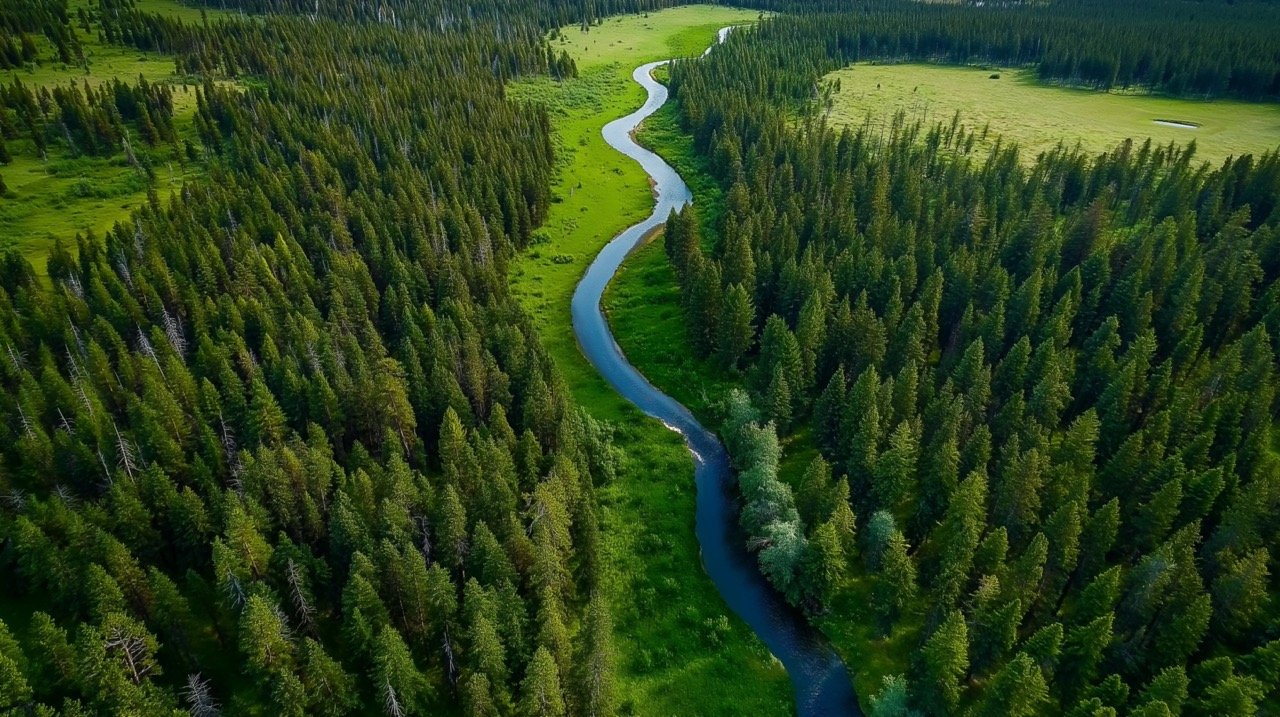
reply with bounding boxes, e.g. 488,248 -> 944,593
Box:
0,149 -> 199,263
507,8 -> 794,716
550,6 -> 767,71
823,63 -> 1280,166
0,0 -> 234,274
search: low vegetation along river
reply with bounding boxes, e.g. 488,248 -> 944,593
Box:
570,29 -> 861,717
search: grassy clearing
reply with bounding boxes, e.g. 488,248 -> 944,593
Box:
134,0 -> 233,23
3,0 -> 233,93
823,63 -> 1280,166
549,6 -> 767,71
507,7 -> 793,716
0,0 -> 234,273
0,138 -> 203,268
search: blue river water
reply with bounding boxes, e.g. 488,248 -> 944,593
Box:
569,29 -> 862,717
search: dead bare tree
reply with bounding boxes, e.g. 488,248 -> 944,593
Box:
15,404 -> 35,440
382,680 -> 405,717
57,408 -> 75,434
414,515 -> 432,563
104,625 -> 153,685
286,559 -> 316,633
136,326 -> 166,380
53,484 -> 77,507
442,628 -> 458,686
2,488 -> 26,511
4,342 -> 24,372
218,411 -> 243,492
222,570 -> 246,611
183,673 -> 220,717
162,307 -> 188,356
114,421 -> 137,482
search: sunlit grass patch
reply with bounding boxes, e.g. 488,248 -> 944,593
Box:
822,62 -> 1280,166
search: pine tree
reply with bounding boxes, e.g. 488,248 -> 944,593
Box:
874,529 -> 917,634
974,653 -> 1049,717
0,619 -> 31,710
437,485 -> 469,573
717,283 -> 755,370
247,377 -> 287,447
814,367 -> 847,455
372,626 -> 431,717
869,674 -> 918,717
1072,566 -> 1122,626
1059,613 -> 1113,697
927,470 -> 987,612
685,254 -> 723,357
462,672 -> 500,717
757,314 -> 804,398
845,366 -> 881,483
829,478 -> 858,558
802,519 -> 846,606
1135,666 -> 1188,716
915,609 -> 968,713
574,594 -> 616,717
519,647 -> 565,717
239,595 -> 295,687
536,587 -> 571,685
872,421 -> 917,512
765,367 -> 793,432
797,455 -> 835,526
971,576 -> 1021,673
1211,547 -> 1270,638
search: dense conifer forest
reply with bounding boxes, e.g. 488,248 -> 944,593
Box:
0,0 -> 1277,715
661,5 -> 1280,714
0,0 -> 620,713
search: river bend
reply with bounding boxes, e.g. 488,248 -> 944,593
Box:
569,27 -> 861,717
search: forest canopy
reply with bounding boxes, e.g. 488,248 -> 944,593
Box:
0,0 -> 621,714
660,6 -> 1280,714
0,0 -> 1278,715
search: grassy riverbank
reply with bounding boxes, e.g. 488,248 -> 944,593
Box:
507,8 -> 793,716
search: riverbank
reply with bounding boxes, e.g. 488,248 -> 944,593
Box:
506,8 -> 793,715
570,33 -> 858,714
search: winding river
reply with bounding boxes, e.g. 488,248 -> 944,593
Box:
570,28 -> 861,717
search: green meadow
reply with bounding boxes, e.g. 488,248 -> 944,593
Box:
507,7 -> 794,716
0,0 -> 234,274
823,63 -> 1280,165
